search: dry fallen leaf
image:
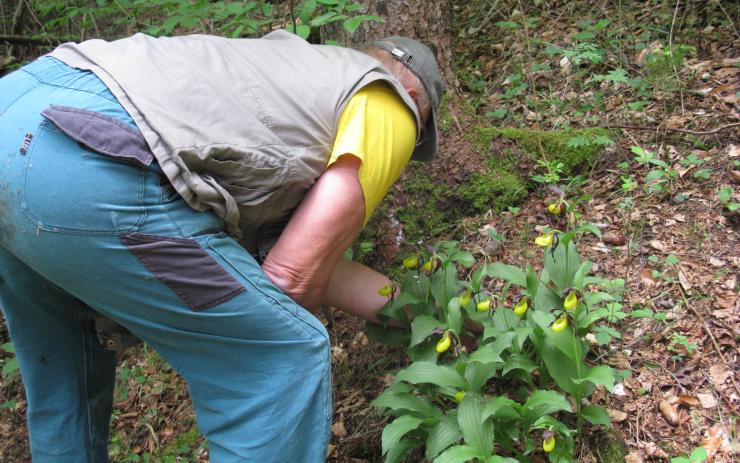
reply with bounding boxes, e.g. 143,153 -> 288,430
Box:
709,364 -> 731,387
641,268 -> 659,287
624,452 -> 644,463
607,408 -> 628,423
602,231 -> 626,246
678,269 -> 692,291
677,395 -> 701,407
649,239 -> 669,252
702,423 -> 726,458
696,393 -> 717,409
331,346 -> 348,363
658,400 -> 679,426
639,441 -> 669,459
332,420 -> 348,438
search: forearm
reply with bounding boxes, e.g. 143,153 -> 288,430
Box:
261,156 -> 364,311
323,257 -> 396,325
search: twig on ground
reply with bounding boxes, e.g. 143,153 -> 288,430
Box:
666,368 -> 689,394
681,288 -> 740,397
452,114 -> 464,136
714,0 -> 740,41
668,0 -> 685,114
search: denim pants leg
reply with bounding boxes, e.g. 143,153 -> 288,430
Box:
0,57 -> 331,462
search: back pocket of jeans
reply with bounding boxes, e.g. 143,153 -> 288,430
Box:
22,121 -> 147,234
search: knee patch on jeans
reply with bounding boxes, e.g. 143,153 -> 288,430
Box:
121,232 -> 245,310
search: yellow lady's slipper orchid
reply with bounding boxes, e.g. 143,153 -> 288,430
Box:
476,298 -> 492,312
453,391 -> 466,403
513,297 -> 529,316
435,332 -> 451,353
402,255 -> 419,270
421,259 -> 438,273
543,436 -> 556,453
551,315 -> 568,333
378,285 -> 393,297
547,203 -> 562,215
459,291 -> 471,306
535,232 -> 555,247
563,290 -> 578,310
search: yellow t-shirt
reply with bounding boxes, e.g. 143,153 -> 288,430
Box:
328,82 -> 417,223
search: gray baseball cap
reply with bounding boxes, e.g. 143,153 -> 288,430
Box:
373,36 -> 444,161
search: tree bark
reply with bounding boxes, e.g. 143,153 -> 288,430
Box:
321,0 -> 455,88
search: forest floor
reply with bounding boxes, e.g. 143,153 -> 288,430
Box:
1,1 -> 739,462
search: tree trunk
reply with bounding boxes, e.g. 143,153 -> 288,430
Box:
321,0 -> 455,88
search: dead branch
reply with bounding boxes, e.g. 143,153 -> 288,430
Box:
0,34 -> 73,46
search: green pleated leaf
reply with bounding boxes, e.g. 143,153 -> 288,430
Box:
425,410 -> 461,461
481,310 -> 519,340
580,404 -> 612,428
464,362 -> 499,393
469,331 -> 516,364
531,311 -> 582,364
481,396 -> 521,422
573,260 -> 594,290
457,392 -> 493,456
543,240 -> 581,291
372,390 -> 442,420
446,297 -> 462,335
538,339 -> 579,397
381,415 -> 424,455
525,265 -> 539,298
410,315 -> 446,348
434,444 -> 483,463
450,250 -> 475,267
572,365 -> 615,392
385,438 -> 421,463
502,354 -> 539,376
485,263 -> 527,287
523,390 -> 572,424
395,362 -> 467,390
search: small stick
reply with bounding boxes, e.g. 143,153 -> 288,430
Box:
703,320 -> 729,365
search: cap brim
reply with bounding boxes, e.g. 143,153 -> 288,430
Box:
410,109 -> 438,162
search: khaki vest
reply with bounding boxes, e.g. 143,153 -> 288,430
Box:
50,30 -> 420,255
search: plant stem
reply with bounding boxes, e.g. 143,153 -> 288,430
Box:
571,327 -> 584,435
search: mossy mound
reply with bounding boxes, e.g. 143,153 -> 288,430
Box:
392,126 -> 614,243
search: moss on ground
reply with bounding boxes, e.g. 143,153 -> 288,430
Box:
593,432 -> 629,462
395,126 -> 613,243
473,127 -> 613,171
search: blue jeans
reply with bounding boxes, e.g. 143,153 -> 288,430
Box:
0,57 -> 331,462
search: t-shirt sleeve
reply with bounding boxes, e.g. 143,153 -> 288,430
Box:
328,82 -> 417,224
